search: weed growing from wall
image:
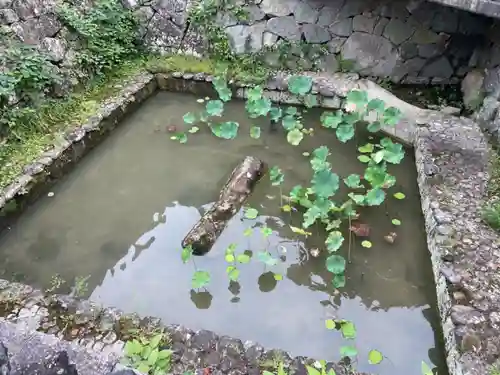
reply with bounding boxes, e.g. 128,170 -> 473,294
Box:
186,0 -> 331,83
0,0 -> 139,145
0,38 -> 62,141
57,0 -> 140,75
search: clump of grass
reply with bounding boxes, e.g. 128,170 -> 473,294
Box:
145,54 -> 271,85
487,152 -> 500,197
490,363 -> 500,375
0,58 -> 145,190
481,202 -> 500,230
145,54 -> 218,75
482,152 -> 500,231
230,53 -> 271,84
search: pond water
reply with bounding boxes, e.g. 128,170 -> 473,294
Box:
0,91 -> 445,375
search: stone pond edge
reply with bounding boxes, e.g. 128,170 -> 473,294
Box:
0,69 -> 495,375
0,279 -> 364,375
0,72 -> 158,233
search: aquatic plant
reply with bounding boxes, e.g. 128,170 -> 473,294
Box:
175,73 -> 411,369
263,361 -> 288,375
306,360 -> 335,375
123,332 -> 172,375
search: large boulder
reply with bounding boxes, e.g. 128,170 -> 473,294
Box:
462,69 -> 485,111
266,16 -> 301,41
340,32 -> 399,76
225,22 -> 266,54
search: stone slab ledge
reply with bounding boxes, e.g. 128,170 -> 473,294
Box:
414,111 -> 500,375
429,0 -> 500,18
0,279 -> 366,375
0,319 -> 121,375
156,70 -> 428,146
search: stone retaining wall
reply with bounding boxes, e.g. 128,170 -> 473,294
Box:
464,17 -> 500,137
1,0 -> 499,88
215,0 -> 490,84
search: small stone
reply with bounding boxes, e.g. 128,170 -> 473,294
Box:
431,8 -> 458,33
263,50 -> 280,67
0,0 -> 12,8
352,14 -> 376,33
451,305 -> 484,326
302,23 -> 330,44
420,56 -> 453,79
433,209 -> 451,224
0,342 -> 10,375
338,0 -> 365,18
23,162 -> 44,175
259,0 -> 294,17
244,342 -> 264,365
461,69 -> 485,111
40,37 -> 67,62
317,54 -> 339,74
321,96 -> 342,109
108,370 -> 136,375
417,44 -> 443,59
440,266 -> 462,284
191,330 -> 218,351
266,16 -> 301,41
12,14 -> 62,44
0,8 -> 18,24
316,2 -> 341,26
193,73 -> 205,81
99,313 -> 116,332
329,18 -> 352,37
383,232 -> 396,244
490,311 -> 500,325
202,351 -> 221,367
47,326 -> 59,335
382,18 -> 414,45
436,225 -> 452,236
47,192 -> 54,197
453,291 -> 468,304
262,31 -> 278,47
400,42 -> 418,59
411,28 -> 441,44
327,37 -> 346,54
341,32 -> 399,76
242,5 -> 265,24
460,332 -> 482,352
440,106 -> 461,115
102,331 -> 118,345
293,2 -> 318,24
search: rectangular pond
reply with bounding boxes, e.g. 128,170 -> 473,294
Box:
0,91 -> 446,375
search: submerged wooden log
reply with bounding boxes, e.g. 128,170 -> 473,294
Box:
182,156 -> 267,255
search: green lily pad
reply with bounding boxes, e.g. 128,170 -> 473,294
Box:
287,128 -> 304,145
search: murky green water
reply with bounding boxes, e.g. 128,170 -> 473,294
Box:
0,92 -> 445,375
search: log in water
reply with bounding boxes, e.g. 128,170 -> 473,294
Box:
182,156 -> 267,255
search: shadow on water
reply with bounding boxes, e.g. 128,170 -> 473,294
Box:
0,92 -> 446,375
